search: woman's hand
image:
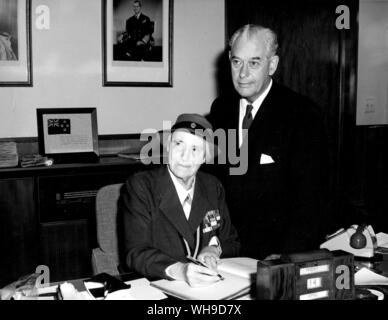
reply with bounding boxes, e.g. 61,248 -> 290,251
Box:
197,245 -> 220,271
167,261 -> 220,287
183,263 -> 220,287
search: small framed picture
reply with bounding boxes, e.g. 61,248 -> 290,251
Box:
0,0 -> 32,86
102,0 -> 173,86
36,108 -> 99,163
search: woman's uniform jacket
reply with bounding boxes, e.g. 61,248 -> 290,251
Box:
120,165 -> 240,279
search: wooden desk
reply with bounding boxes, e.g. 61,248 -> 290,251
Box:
10,256 -> 388,300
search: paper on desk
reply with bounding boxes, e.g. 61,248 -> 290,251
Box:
104,289 -> 134,300
60,282 -> 95,300
376,232 -> 388,248
355,267 -> 388,286
84,281 -> 104,290
36,285 -> 58,295
37,281 -> 99,295
124,278 -> 167,300
217,257 -> 257,279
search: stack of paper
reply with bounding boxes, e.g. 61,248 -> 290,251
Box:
0,142 -> 18,168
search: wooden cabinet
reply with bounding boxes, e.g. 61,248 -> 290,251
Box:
0,178 -> 38,287
0,157 -> 148,286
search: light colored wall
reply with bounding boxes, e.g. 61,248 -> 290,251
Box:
0,0 -> 225,138
357,0 -> 388,125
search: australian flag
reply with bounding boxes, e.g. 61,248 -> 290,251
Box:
47,119 -> 71,135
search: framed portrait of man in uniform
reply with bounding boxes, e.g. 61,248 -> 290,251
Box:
102,0 -> 173,87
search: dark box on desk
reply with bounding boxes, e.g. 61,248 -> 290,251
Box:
256,249 -> 355,300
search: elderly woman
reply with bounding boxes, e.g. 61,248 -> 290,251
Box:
120,114 -> 240,287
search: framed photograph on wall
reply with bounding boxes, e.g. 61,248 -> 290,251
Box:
37,108 -> 99,164
0,0 -> 32,86
102,0 -> 173,87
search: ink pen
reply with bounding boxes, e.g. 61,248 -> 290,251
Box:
187,257 -> 225,280
103,281 -> 109,299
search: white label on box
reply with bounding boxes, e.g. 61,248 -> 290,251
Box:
300,264 -> 329,275
307,277 -> 322,289
299,290 -> 329,300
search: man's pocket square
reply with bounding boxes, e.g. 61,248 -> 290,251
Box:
260,154 -> 275,164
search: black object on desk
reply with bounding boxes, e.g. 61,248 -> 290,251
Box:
256,249 -> 355,300
84,273 -> 131,299
355,288 -> 379,300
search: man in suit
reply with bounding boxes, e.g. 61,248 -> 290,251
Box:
209,24 -> 329,259
0,32 -> 17,61
121,114 -> 240,287
118,0 -> 152,61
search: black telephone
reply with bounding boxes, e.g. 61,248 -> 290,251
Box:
320,225 -> 377,258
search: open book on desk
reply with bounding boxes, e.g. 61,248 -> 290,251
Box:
150,257 -> 258,300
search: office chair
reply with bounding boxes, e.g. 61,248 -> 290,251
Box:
91,183 -> 123,276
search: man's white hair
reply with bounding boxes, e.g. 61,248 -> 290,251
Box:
229,24 -> 278,57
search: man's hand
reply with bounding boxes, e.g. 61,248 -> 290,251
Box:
118,32 -> 129,43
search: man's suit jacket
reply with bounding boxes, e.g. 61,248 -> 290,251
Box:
209,82 -> 329,259
126,13 -> 151,42
120,165 -> 240,279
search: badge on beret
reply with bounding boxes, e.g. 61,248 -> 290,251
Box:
191,122 -> 196,129
202,209 -> 221,233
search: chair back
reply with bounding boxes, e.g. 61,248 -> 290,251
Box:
92,183 -> 123,275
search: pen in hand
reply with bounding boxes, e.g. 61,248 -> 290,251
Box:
103,281 -> 109,299
187,257 -> 225,280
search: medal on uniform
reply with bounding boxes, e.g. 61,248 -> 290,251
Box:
202,209 -> 221,233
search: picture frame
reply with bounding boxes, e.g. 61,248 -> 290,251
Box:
0,0 -> 32,86
102,0 -> 173,87
36,108 -> 100,164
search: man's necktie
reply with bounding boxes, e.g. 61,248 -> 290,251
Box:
242,104 -> 254,130
183,194 -> 192,220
